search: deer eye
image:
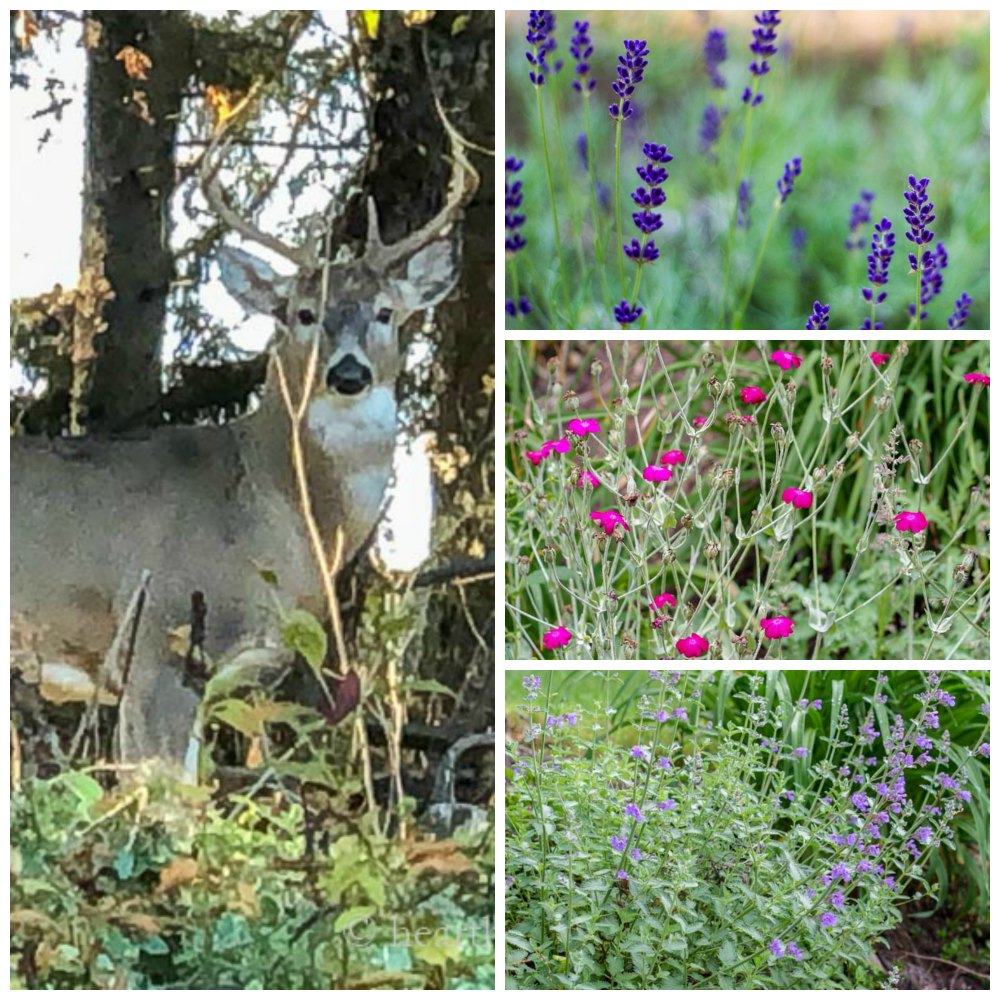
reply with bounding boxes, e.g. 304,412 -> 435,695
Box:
376,307 -> 393,324
297,308 -> 316,326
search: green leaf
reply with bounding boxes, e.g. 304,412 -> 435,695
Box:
334,905 -> 376,932
113,849 -> 135,880
719,939 -> 739,967
281,608 -> 327,671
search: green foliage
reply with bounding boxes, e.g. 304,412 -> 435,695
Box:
505,11 -> 989,329
11,768 -> 494,989
505,670 -> 989,989
505,339 -> 990,660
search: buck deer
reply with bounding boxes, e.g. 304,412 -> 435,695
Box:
10,125 -> 475,770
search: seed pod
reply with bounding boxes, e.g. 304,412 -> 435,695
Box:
705,541 -> 720,560
875,395 -> 891,411
771,422 -> 785,443
563,390 -> 580,410
821,356 -> 834,373
708,376 -> 722,398
832,460 -> 845,480
813,465 -> 827,483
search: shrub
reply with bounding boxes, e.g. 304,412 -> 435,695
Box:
505,339 -> 990,660
504,669 -> 990,989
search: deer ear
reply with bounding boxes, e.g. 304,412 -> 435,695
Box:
391,239 -> 459,310
217,246 -> 292,316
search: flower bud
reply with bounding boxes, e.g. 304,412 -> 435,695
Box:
662,547 -> 677,565
722,378 -> 735,398
771,422 -> 785,443
821,356 -> 834,373
701,351 -> 717,370
813,465 -> 827,483
705,541 -> 720,560
846,432 -> 860,452
909,439 -> 924,456
784,379 -> 798,399
563,390 -> 580,410
678,514 -> 693,530
897,341 -> 909,356
707,376 -> 722,398
875,395 -> 891,411
832,460 -> 845,480
591,359 -> 603,381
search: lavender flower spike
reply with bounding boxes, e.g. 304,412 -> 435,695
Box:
742,11 -> 781,106
526,11 -> 556,87
860,217 -> 894,330
570,20 -> 595,93
908,241 -> 948,322
704,28 -> 727,89
776,157 -> 801,203
846,190 -> 875,250
614,300 -> 643,326
948,292 -> 972,329
505,157 -> 527,254
737,179 -> 753,228
610,39 -> 649,120
699,104 -> 725,160
805,301 -> 830,330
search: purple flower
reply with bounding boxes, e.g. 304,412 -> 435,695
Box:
658,799 -> 677,811
614,300 -> 643,326
903,175 -> 936,250
777,157 -> 802,204
830,862 -> 851,883
627,142 -> 673,267
846,190 -> 876,250
884,875 -> 896,890
699,103 -> 725,160
522,674 -> 541,692
909,241 -> 948,322
742,11 -> 781,106
610,39 -> 650,120
851,792 -> 870,814
829,890 -> 846,909
563,712 -> 578,725
657,757 -> 672,770
616,869 -> 629,881
981,702 -> 990,716
786,941 -> 803,960
935,689 -> 956,708
805,301 -> 830,330
631,745 -> 648,760
978,743 -> 990,758
624,802 -> 645,822
769,938 -> 783,958
737,178 -> 753,229
629,847 -> 643,861
570,20 -> 595,93
860,217 -> 895,329
670,706 -> 689,722
924,710 -> 939,730
820,912 -> 838,929
704,28 -> 728,88
792,746 -> 808,759
948,292 -> 972,329
859,721 -> 877,744
856,860 -> 873,874
611,834 -> 627,851
505,296 -> 532,317
811,700 -> 823,711
790,225 -> 807,262
655,710 -> 669,723
505,157 -> 527,255
906,839 -> 920,859
915,826 -> 933,844
526,11 -> 557,87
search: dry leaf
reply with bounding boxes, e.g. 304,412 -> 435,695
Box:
82,18 -> 102,50
245,736 -> 264,769
204,84 -> 242,128
157,856 -> 199,892
13,10 -> 39,51
405,840 -> 472,875
119,912 -> 161,934
115,45 -> 152,81
402,11 -> 435,27
10,908 -> 57,930
129,89 -> 155,125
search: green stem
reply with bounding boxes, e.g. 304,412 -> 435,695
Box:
721,98 -> 757,326
614,116 -> 626,295
734,200 -> 779,329
535,83 -> 569,319
583,93 -> 611,308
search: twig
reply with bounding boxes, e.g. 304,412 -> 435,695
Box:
894,951 -> 989,982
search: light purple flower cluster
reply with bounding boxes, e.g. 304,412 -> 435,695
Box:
777,157 -> 801,203
948,292 -> 972,329
845,190 -> 875,250
742,11 -> 781,106
609,39 -> 650,120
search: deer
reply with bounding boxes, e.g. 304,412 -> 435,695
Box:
10,115 -> 476,775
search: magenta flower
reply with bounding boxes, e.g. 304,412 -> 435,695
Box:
760,616 -> 795,639
895,510 -> 928,533
770,349 -> 802,371
870,350 -> 891,366
781,487 -> 813,509
590,509 -> 630,535
964,372 -> 990,386
542,625 -> 572,650
642,464 -> 673,483
659,449 -> 686,465
649,592 -> 677,612
576,470 -> 600,488
676,633 -> 709,658
740,385 -> 767,405
692,416 -> 708,427
568,417 -> 601,435
525,437 -> 571,466
525,449 -> 548,466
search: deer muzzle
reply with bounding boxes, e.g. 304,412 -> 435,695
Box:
326,354 -> 373,396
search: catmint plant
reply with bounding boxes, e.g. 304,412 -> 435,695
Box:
506,669 -> 989,990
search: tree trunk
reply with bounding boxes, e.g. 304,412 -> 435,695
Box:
81,10 -> 195,431
360,11 -> 495,733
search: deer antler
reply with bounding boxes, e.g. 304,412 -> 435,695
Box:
199,82 -> 312,268
361,100 -> 479,273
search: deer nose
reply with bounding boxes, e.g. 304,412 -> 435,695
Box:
326,354 -> 372,396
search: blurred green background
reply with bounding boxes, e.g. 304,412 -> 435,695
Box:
505,11 -> 989,330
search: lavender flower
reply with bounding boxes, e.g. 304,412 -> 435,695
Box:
505,157 -> 526,254
909,241 -> 948,321
628,847 -> 643,861
658,799 -> 677,811
742,11 -> 781,106
792,746 -> 808,758
505,297 -> 532,317
790,226 -> 807,262
630,744 -> 648,760
845,190 -> 875,250
777,156 -> 801,203
947,292 -> 972,329
570,20 -> 595,93
903,175 -> 936,255
829,890 -> 846,909
860,217 -> 895,329
978,743 -> 990,758
820,912 -> 838,929
522,674 -> 541,692
769,938 -> 783,958
624,802 -> 645,822
614,300 -> 643,326
699,103 -> 725,160
805,301 -> 830,330
737,178 -> 753,228
610,834 -> 627,851
786,941 -> 803,960
704,28 -> 728,88
526,11 -> 557,87
610,39 -> 650,120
